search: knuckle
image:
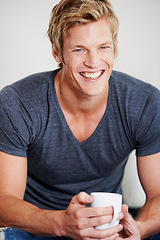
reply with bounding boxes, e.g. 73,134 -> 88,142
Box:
97,217 -> 104,225
76,220 -> 84,230
94,208 -> 100,216
79,191 -> 86,196
79,191 -> 85,199
76,218 -> 89,230
78,229 -> 85,238
78,191 -> 87,202
98,229 -> 116,239
70,195 -> 77,203
108,215 -> 113,222
81,220 -> 88,229
75,208 -> 82,219
98,231 -> 107,239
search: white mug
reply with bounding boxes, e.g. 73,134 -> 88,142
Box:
90,192 -> 122,230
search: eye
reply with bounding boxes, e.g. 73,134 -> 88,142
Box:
73,48 -> 82,52
73,48 -> 86,53
100,46 -> 109,50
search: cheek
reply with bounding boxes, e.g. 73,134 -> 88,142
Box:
65,56 -> 85,73
103,53 -> 115,65
65,51 -> 85,63
63,55 -> 75,70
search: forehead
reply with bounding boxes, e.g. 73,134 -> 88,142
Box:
63,18 -> 113,48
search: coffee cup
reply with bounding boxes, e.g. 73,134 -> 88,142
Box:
90,192 -> 122,230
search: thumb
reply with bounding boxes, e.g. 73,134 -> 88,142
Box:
71,192 -> 93,206
121,204 -> 135,235
121,204 -> 134,224
121,204 -> 129,218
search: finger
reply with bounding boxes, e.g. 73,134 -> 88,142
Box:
103,233 -> 120,240
82,224 -> 123,239
102,233 -> 120,240
78,206 -> 113,218
120,205 -> 136,236
90,206 -> 113,217
71,192 -> 93,206
85,233 -> 120,240
77,214 -> 113,229
117,212 -> 124,221
121,204 -> 134,224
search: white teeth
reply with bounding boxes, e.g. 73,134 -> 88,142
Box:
80,71 -> 102,79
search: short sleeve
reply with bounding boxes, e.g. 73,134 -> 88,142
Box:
135,88 -> 160,156
0,86 -> 32,157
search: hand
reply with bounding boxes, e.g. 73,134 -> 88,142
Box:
117,205 -> 140,240
59,192 -> 123,240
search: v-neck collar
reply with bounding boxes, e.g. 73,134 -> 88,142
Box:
52,69 -> 112,146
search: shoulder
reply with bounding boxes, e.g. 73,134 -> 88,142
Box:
2,69 -> 58,97
109,71 -> 160,136
0,69 -> 60,132
111,70 -> 159,92
110,70 -> 160,105
0,69 -> 59,107
110,71 -> 160,156
0,69 -> 60,155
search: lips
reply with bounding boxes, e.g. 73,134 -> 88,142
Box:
80,70 -> 103,80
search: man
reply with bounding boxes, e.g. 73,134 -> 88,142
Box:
0,0 -> 160,239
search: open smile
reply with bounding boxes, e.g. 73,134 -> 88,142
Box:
80,70 -> 104,80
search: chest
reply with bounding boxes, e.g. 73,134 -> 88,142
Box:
28,104 -> 135,187
62,106 -> 107,143
65,115 -> 102,143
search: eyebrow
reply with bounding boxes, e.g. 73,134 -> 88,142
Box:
76,40 -> 113,47
99,41 -> 113,46
71,41 -> 113,49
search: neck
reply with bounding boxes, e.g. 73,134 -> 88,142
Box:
55,70 -> 109,115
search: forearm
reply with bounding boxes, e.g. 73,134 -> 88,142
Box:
0,195 -> 64,237
136,195 -> 160,239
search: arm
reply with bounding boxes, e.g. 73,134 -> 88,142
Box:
118,152 -> 160,239
0,151 -> 65,236
136,152 -> 160,239
0,151 -> 123,239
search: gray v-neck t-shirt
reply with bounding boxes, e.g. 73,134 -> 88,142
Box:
0,69 -> 160,210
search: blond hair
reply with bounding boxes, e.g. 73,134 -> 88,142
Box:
48,0 -> 119,67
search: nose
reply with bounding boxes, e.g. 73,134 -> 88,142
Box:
84,50 -> 100,68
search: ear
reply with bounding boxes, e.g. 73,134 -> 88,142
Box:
114,39 -> 118,58
52,45 -> 62,63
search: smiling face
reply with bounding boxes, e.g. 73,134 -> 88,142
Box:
53,17 -> 117,98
